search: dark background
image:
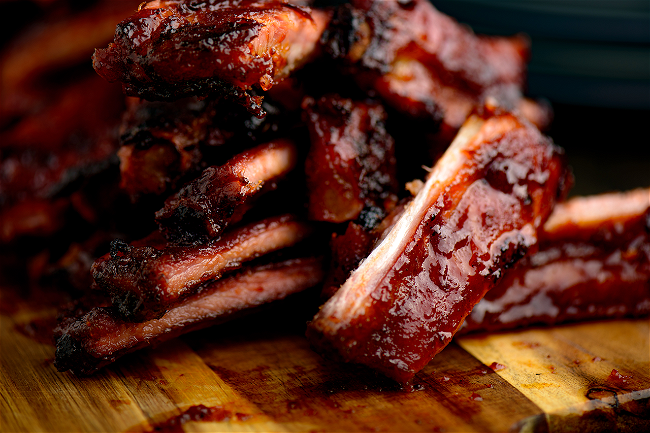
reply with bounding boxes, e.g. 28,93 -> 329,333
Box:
433,0 -> 650,196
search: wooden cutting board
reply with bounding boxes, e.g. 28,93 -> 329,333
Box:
1,289 -> 648,433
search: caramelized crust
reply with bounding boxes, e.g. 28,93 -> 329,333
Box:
461,189 -> 650,333
321,221 -> 374,301
92,213 -> 314,320
117,97 -> 215,199
156,138 -> 298,243
93,0 -> 330,116
55,256 -> 324,375
116,95 -> 291,200
302,95 -> 399,223
323,0 -> 530,141
306,110 -> 570,383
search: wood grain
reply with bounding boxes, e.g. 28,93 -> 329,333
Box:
458,319 -> 650,433
1,290 -> 649,433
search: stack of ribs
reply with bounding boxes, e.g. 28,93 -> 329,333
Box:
460,188 -> 650,334
1,0 -> 647,383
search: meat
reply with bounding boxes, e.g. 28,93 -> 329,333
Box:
0,198 -> 70,243
538,187 -> 650,245
55,256 -> 324,375
92,0 -> 331,117
156,138 -> 298,243
306,109 -> 571,384
0,75 -> 124,154
92,214 -> 315,320
461,188 -> 650,334
322,0 -> 534,142
0,74 -> 125,244
0,1 -> 144,247
5,0 -> 645,387
302,95 -> 399,223
0,74 -> 123,204
116,97 -> 216,200
321,200 -> 409,300
116,95 -> 291,200
41,231 -> 120,295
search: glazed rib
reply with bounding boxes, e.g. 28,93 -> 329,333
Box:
323,0 -> 531,142
117,95 -> 291,200
93,0 -> 330,116
92,213 -> 314,320
155,139 -> 298,243
461,188 -> 650,334
306,109 -> 570,384
539,187 -> 650,244
55,256 -> 324,375
116,97 -> 216,200
302,95 -> 399,223
321,199 -> 409,301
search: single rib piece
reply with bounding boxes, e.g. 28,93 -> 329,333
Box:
539,187 -> 650,245
461,188 -> 650,334
92,213 -> 314,320
302,95 -> 398,223
323,0 -> 531,141
306,109 -> 570,384
93,0 -> 330,116
55,256 -> 324,375
155,138 -> 298,243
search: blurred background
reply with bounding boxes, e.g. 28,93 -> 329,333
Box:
2,0 -> 649,196
434,0 -> 650,196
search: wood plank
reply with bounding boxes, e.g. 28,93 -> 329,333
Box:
121,338 -> 290,432
184,322 -> 546,432
1,290 -> 649,433
1,312 -> 148,433
457,319 -> 650,432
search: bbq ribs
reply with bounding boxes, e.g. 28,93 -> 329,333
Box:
2,0 -> 646,384
55,256 -> 325,375
461,188 -> 650,334
306,108 -> 571,383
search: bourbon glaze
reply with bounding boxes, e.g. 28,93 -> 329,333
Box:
91,214 -> 314,320
56,257 -> 324,375
322,0 -> 530,138
93,0 -> 330,116
302,95 -> 399,223
461,189 -> 650,334
155,139 -> 299,243
307,110 -> 570,383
